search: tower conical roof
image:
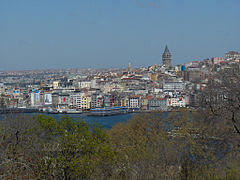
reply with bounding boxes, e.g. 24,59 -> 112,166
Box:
163,45 -> 170,54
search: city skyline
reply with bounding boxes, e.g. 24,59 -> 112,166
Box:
1,0 -> 239,71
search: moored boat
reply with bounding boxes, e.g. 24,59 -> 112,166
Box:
88,106 -> 129,116
66,109 -> 82,114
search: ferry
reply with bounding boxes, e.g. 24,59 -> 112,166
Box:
48,109 -> 82,114
88,106 -> 129,116
65,109 -> 82,114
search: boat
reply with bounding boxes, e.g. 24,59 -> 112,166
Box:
47,110 -> 59,114
88,106 -> 129,116
66,109 -> 82,114
48,108 -> 82,114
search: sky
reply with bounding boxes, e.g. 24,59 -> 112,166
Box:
0,0 -> 239,71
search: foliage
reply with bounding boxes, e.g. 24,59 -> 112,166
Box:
0,110 -> 240,179
0,115 -> 115,179
37,115 -> 116,179
109,109 -> 240,179
0,115 -> 46,179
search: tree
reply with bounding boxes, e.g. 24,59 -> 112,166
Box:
1,110 -> 240,179
199,64 -> 240,147
0,115 -> 116,179
0,94 -> 6,109
0,114 -> 47,179
36,115 -> 116,179
109,109 -> 240,179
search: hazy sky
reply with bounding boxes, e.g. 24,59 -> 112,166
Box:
0,0 -> 239,70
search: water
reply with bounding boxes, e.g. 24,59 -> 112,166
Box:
0,113 -> 136,129
0,111 -> 191,129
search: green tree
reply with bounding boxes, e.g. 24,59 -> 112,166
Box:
0,115 -> 116,179
36,115 -> 116,179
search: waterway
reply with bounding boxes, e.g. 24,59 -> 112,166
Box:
0,111 -> 190,129
0,113 -> 137,129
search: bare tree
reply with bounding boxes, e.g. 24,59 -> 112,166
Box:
200,64 -> 240,136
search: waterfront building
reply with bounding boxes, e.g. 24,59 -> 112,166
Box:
120,96 -> 128,107
148,98 -> 168,111
168,96 -> 185,107
30,93 -> 36,107
128,96 -> 140,109
79,96 -> 91,110
140,97 -> 149,110
44,93 -> 52,105
103,94 -> 113,107
69,93 -> 83,108
30,89 -> 41,107
52,93 -> 59,109
91,94 -> 100,108
58,93 -> 69,109
69,92 -> 91,110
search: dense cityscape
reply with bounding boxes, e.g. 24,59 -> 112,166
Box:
1,1 -> 240,178
0,47 -> 239,114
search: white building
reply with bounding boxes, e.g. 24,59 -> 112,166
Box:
168,97 -> 186,107
128,96 -> 140,109
58,94 -> 69,109
53,81 -> 60,89
69,93 -> 91,109
30,90 -> 41,107
78,81 -> 91,89
30,93 -> 35,107
163,81 -> 185,92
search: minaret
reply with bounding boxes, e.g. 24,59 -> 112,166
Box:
162,45 -> 172,68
